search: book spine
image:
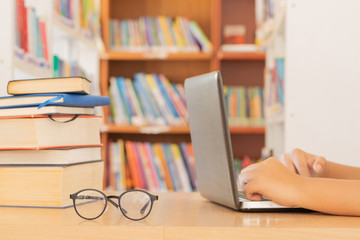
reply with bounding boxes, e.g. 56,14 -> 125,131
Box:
116,77 -> 135,124
109,77 -> 129,124
145,142 -> 168,191
159,74 -> 188,121
124,141 -> 142,189
133,77 -> 156,125
136,142 -> 156,190
179,142 -> 197,190
170,143 -> 192,192
152,143 -> 173,190
162,143 -> 182,191
146,74 -> 176,125
135,73 -> 165,125
141,142 -> 161,191
125,78 -> 145,125
152,74 -> 183,125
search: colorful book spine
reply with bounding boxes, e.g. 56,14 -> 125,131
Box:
170,143 -> 192,192
152,143 -> 174,190
109,16 -> 210,53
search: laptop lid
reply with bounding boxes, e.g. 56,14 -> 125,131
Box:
185,71 -> 240,210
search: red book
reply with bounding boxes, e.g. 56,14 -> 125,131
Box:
40,21 -> 48,61
22,2 -> 28,52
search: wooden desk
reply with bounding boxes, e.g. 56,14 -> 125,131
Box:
1,192 -> 360,240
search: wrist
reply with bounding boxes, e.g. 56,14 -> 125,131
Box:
292,174 -> 309,207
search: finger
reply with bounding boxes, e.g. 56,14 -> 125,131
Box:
238,174 -> 247,191
281,153 -> 296,173
291,149 -> 311,177
313,156 -> 325,173
243,179 -> 263,201
249,193 -> 263,201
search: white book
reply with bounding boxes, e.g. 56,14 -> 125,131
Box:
0,105 -> 94,117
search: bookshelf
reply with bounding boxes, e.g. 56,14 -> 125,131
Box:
0,0 -> 103,98
99,0 -> 266,190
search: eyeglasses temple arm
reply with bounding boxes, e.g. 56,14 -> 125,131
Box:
140,195 -> 158,214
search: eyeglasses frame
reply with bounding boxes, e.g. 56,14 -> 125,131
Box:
70,188 -> 159,221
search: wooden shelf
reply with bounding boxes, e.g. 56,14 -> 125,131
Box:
101,51 -> 213,61
218,51 -> 266,60
102,124 -> 265,135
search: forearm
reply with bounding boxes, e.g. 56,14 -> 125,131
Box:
296,177 -> 360,216
323,161 -> 360,179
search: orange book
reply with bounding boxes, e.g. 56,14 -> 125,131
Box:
152,143 -> 173,190
131,142 -> 147,189
124,141 -> 142,189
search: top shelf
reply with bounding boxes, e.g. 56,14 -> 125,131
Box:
100,51 -> 266,61
102,124 -> 265,135
101,51 -> 213,61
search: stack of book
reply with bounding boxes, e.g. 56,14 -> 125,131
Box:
0,76 -> 110,208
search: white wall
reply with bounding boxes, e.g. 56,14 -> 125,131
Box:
285,0 -> 360,166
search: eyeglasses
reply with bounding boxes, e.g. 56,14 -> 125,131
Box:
69,189 -> 158,221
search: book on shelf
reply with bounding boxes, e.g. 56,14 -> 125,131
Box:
109,16 -> 211,53
0,160 -> 103,208
15,0 -> 50,66
0,93 -> 110,109
108,73 -> 187,127
223,24 -> 246,45
53,55 -> 89,79
170,143 -> 192,192
220,44 -> 259,53
7,76 -> 91,95
0,147 -> 101,165
224,85 -> 265,126
152,142 -> 174,191
0,115 -> 101,150
108,141 -> 196,192
265,57 -> 284,110
124,141 -> 146,189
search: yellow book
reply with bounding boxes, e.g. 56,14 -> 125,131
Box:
7,76 -> 91,95
118,139 -> 127,190
0,160 -> 103,208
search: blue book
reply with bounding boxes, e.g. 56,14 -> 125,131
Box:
152,74 -> 180,119
115,77 -> 133,119
0,93 -> 110,109
162,143 -> 182,191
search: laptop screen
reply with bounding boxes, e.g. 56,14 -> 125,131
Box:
185,71 -> 240,210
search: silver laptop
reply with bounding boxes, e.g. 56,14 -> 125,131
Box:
185,71 -> 302,211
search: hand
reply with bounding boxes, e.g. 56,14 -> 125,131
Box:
238,157 -> 302,207
281,148 -> 327,177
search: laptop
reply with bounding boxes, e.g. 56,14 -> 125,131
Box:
184,71 -> 302,211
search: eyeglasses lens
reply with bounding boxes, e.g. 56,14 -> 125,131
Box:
120,191 -> 152,220
74,190 -> 106,219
